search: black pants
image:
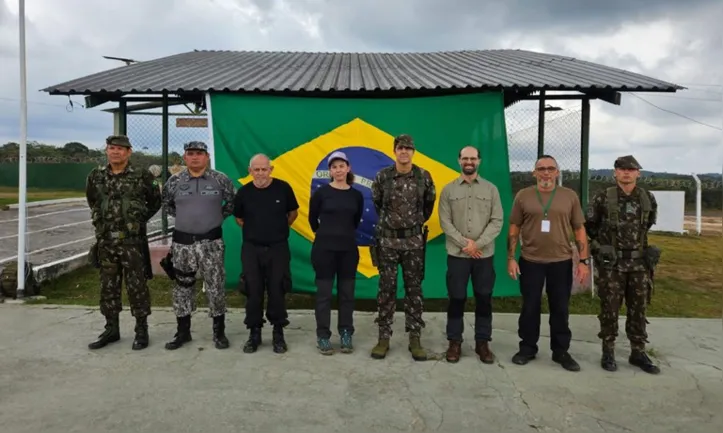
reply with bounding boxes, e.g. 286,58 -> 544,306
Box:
517,257 -> 573,355
311,244 -> 359,339
446,255 -> 496,342
241,241 -> 291,329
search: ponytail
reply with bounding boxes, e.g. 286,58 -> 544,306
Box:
346,172 -> 355,186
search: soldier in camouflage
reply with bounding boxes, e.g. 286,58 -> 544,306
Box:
85,135 -> 162,351
585,155 -> 661,374
161,141 -> 237,350
370,134 -> 436,361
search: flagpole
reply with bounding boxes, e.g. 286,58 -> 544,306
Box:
16,0 -> 28,299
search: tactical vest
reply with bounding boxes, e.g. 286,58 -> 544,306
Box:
381,165 -> 426,212
94,167 -> 147,234
0,260 -> 38,298
605,186 -> 652,252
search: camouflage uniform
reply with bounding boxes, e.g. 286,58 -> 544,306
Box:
370,134 -> 436,361
585,155 -> 661,374
161,141 -> 236,350
85,135 -> 162,350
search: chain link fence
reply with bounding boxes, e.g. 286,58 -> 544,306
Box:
505,102 -> 583,196
125,110 -> 209,176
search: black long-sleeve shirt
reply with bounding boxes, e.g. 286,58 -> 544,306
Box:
308,184 -> 364,251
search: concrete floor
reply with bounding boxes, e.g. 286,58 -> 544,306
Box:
0,304 -> 720,432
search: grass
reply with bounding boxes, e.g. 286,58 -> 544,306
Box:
24,232 -> 722,319
0,186 -> 84,208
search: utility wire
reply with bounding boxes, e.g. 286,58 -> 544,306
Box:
629,92 -> 722,131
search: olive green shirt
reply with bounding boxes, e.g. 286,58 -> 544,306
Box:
438,175 -> 504,258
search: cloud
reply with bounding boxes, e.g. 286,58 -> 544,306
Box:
0,0 -> 720,175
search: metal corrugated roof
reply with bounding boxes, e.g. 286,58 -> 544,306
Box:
41,49 -> 683,95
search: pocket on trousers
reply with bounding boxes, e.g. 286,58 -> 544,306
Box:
283,269 -> 292,294
237,272 -> 248,297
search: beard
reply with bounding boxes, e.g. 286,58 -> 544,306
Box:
538,179 -> 554,188
462,165 -> 477,175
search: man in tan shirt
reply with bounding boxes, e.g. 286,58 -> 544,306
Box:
438,145 -> 504,364
507,154 -> 590,372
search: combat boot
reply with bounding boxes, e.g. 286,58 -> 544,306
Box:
88,314 -> 121,350
272,325 -> 287,354
629,349 -> 660,374
132,316 -> 149,350
370,338 -> 390,359
212,314 -> 230,349
165,315 -> 192,350
243,327 -> 262,353
408,334 -> 428,361
601,345 -> 617,371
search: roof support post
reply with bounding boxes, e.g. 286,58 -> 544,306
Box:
580,97 -> 591,206
161,92 -> 169,235
537,91 -> 545,158
118,99 -> 127,135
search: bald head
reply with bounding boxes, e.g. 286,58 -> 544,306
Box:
249,153 -> 270,167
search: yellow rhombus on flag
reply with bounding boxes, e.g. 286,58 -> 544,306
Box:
239,117 -> 459,278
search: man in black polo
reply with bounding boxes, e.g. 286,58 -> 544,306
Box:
233,153 -> 299,354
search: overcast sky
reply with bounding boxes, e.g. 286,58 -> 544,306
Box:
0,0 -> 721,175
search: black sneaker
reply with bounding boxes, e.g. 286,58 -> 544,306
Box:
552,351 -> 580,372
511,351 -> 536,365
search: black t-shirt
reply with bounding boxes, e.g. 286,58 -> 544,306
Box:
308,183 -> 364,251
232,178 -> 299,245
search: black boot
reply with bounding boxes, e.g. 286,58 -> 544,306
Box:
132,316 -> 149,350
272,325 -> 287,354
165,315 -> 192,350
88,314 -> 120,350
601,347 -> 617,371
213,314 -> 230,349
243,327 -> 262,353
629,349 -> 661,374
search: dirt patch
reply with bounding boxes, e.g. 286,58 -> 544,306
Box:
684,215 -> 722,235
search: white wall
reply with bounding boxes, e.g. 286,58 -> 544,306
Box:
650,190 -> 686,233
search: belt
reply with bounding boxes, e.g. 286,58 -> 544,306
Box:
172,227 -> 223,245
617,250 -> 644,259
246,240 -> 285,248
379,226 -> 422,239
106,231 -> 140,240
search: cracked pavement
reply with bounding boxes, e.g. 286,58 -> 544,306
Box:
0,304 -> 721,432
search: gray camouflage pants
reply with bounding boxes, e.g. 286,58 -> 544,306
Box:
171,238 -> 227,318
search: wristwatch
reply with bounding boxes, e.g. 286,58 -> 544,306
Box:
579,258 -> 590,265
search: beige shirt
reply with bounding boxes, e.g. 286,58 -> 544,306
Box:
438,175 -> 504,258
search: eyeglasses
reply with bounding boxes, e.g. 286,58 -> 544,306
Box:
535,166 -> 557,172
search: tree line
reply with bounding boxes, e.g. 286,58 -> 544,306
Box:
1,141 -> 720,210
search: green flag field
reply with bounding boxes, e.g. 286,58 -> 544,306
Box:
208,92 -> 516,299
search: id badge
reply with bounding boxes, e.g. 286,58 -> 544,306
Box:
541,219 -> 551,233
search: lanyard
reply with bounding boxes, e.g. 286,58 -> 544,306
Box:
535,186 -> 556,218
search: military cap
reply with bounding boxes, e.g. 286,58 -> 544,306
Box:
393,134 -> 415,149
614,155 -> 642,170
184,141 -> 208,152
106,135 -> 132,148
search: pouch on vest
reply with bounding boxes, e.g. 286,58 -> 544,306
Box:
596,245 -> 617,270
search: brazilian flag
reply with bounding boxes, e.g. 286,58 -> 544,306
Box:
208,92 -> 517,298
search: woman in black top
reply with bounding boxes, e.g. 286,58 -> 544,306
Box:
308,150 -> 364,355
